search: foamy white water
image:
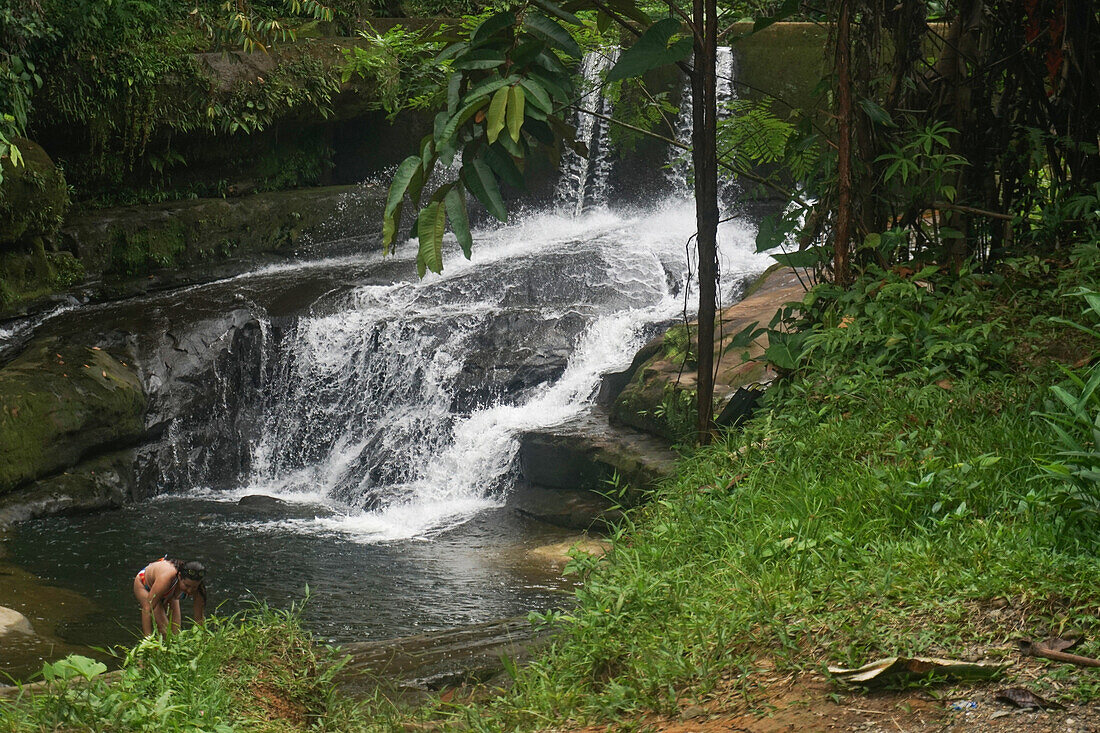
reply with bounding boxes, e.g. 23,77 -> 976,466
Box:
209,197 -> 771,543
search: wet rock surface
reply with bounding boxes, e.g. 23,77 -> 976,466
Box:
508,482 -> 623,531
611,266 -> 805,440
0,339 -> 144,497
518,407 -> 678,501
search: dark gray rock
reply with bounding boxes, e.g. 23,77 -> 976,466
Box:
518,408 -> 678,504
507,483 -> 622,531
237,494 -> 287,509
0,449 -> 135,528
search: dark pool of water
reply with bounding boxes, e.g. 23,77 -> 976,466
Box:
1,498 -> 579,680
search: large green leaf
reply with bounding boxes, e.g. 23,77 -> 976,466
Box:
523,14 -> 581,58
771,245 -> 828,268
446,74 -> 462,115
602,0 -> 653,27
453,49 -> 507,70
472,10 -> 516,45
487,86 -> 509,143
530,0 -> 581,25
385,155 -> 422,219
464,158 -> 508,222
383,156 -> 421,250
438,95 -> 490,147
510,40 -> 546,70
607,18 -> 691,83
383,201 -> 402,252
485,144 -> 524,188
519,78 -> 552,112
763,330 -> 807,371
465,74 -> 521,103
417,201 -> 447,277
444,183 -> 473,259
507,85 -> 525,142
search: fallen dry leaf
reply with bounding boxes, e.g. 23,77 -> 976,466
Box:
995,687 -> 1063,710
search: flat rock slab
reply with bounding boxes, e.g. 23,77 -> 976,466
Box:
518,407 -> 678,500
337,616 -> 548,702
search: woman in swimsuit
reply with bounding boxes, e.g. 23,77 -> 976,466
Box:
133,558 -> 207,636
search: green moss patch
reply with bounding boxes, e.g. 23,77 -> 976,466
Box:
0,340 -> 145,494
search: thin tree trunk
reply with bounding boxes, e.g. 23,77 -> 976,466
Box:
693,0 -> 719,442
835,0 -> 853,287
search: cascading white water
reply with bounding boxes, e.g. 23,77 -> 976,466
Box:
665,47 -> 738,196
227,200 -> 771,543
553,48 -> 621,215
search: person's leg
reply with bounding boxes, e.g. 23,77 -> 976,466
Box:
133,576 -> 152,636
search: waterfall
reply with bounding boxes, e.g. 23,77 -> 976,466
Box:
215,202 -> 771,542
553,48 -> 620,216
665,47 -> 738,196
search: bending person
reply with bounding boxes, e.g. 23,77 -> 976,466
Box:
133,557 -> 207,636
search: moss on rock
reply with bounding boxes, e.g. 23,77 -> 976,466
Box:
610,268 -> 805,441
0,339 -> 145,494
0,138 -> 70,248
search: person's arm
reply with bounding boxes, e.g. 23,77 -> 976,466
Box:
193,590 -> 206,626
169,598 -> 182,634
146,574 -> 175,636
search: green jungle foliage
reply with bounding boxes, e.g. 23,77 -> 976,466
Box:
0,602 -> 369,733
354,238 -> 1100,731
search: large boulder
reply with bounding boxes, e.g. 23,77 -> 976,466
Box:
610,267 -> 805,441
0,338 -> 145,494
0,138 -> 70,248
0,450 -> 135,528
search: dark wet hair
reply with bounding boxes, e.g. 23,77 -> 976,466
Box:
170,559 -> 207,601
180,561 -> 205,581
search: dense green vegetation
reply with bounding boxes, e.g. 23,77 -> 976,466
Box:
352,240 -> 1100,730
0,603 -> 370,732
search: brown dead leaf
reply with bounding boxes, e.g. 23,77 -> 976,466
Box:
936,379 -> 953,390
995,687 -> 1063,710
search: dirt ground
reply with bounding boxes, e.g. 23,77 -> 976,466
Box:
560,660 -> 1100,732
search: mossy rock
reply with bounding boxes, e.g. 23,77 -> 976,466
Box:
0,138 -> 70,248
611,268 -> 805,440
0,338 -> 145,494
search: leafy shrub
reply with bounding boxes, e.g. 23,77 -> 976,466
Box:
1034,287 -> 1100,528
791,264 -> 1010,382
0,602 -> 362,733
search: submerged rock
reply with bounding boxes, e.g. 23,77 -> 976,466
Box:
508,483 -> 623,531
525,537 -> 610,566
237,494 -> 287,509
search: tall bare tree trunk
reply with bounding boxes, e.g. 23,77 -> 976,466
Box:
693,0 -> 719,442
835,0 -> 853,287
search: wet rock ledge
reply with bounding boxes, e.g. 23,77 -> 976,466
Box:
514,267 -> 804,521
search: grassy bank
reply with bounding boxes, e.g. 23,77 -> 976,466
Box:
382,247 -> 1100,730
4,249 -> 1099,731
0,604 -> 368,732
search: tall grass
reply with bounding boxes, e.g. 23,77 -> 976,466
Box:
0,602 -> 369,732
385,250 -> 1100,730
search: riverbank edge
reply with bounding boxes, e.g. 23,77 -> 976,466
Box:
351,252 -> 1100,731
